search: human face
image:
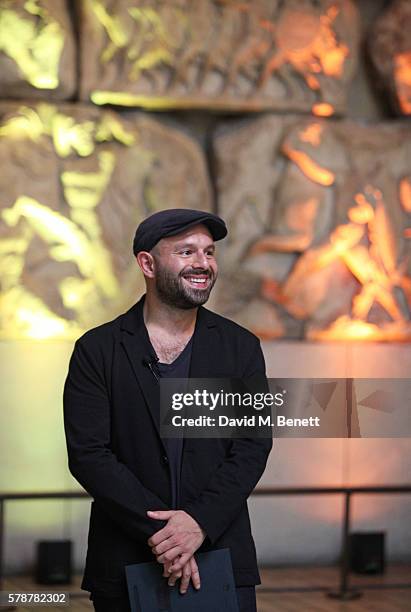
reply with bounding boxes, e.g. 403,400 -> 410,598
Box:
152,224 -> 218,309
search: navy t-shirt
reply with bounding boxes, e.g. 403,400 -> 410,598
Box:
155,336 -> 193,509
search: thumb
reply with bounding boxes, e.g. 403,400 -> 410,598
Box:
147,510 -> 175,519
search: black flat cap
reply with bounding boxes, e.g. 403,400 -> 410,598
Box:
133,208 -> 227,255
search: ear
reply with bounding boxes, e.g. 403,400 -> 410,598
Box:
136,251 -> 155,278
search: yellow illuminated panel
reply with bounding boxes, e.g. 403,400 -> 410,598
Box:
0,0 -> 64,89
0,105 -> 143,340
90,0 -> 128,63
90,0 -> 180,82
91,91 -> 191,109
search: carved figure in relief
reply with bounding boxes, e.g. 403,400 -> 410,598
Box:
0,0 -> 64,89
87,0 -> 354,107
91,0 -> 186,89
247,120 -> 411,340
0,106 -> 141,338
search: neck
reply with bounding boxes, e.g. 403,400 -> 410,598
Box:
143,291 -> 198,336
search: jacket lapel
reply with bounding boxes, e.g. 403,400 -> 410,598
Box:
184,306 -> 223,453
119,296 -> 164,447
189,306 -> 221,378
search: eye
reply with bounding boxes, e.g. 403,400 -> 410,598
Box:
180,249 -> 192,256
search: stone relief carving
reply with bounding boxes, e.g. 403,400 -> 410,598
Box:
369,0 -> 411,116
0,103 -> 211,338
78,0 -> 359,115
0,1 -> 410,344
213,115 -> 411,340
0,0 -> 76,99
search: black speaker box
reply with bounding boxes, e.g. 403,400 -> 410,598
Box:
35,540 -> 72,585
349,531 -> 385,574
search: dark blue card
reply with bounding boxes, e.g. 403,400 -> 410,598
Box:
125,548 -> 239,611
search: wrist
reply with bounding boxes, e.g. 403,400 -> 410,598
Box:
184,510 -> 207,538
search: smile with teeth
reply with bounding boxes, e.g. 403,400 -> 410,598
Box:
183,275 -> 210,287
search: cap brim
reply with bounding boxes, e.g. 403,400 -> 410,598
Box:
163,217 -> 227,242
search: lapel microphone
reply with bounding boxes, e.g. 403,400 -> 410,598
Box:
142,354 -> 160,383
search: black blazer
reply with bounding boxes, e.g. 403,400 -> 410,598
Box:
63,295 -> 272,597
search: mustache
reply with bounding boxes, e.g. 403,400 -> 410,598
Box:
180,269 -> 213,277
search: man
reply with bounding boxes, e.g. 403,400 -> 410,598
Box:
63,208 -> 272,612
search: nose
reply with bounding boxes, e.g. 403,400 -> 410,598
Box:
192,250 -> 209,269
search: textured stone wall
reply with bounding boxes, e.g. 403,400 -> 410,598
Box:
0,102 -> 211,338
77,0 -> 360,115
0,0 -> 76,99
212,115 -> 411,340
0,0 -> 410,340
369,0 -> 411,116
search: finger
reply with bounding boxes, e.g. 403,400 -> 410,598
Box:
162,560 -> 172,577
190,557 -> 201,590
147,510 -> 175,520
179,563 -> 192,594
147,525 -> 173,547
157,546 -> 182,564
165,555 -> 181,582
169,552 -> 190,572
168,568 -> 182,586
152,536 -> 178,556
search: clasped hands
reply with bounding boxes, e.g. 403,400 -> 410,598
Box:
147,510 -> 205,594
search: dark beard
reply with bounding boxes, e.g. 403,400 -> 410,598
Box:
155,266 -> 216,309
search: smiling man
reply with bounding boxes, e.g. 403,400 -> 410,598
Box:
63,208 -> 272,612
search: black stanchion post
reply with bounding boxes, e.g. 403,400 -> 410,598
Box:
327,490 -> 362,600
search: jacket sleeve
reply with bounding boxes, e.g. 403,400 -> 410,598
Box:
63,337 -> 168,542
182,337 -> 273,544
